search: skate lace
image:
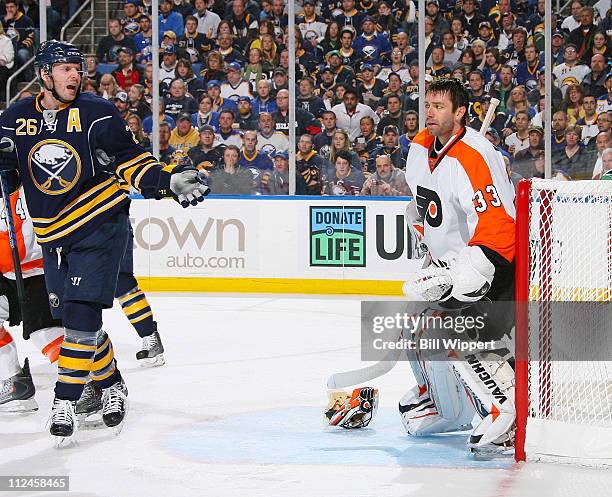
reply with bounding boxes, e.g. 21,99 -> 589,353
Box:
103,384 -> 125,414
80,383 -> 95,403
142,333 -> 158,351
53,399 -> 75,426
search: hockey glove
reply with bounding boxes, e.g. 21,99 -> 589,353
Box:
170,168 -> 210,207
325,387 -> 379,429
402,262 -> 453,302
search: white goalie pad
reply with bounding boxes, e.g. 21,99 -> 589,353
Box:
449,246 -> 495,302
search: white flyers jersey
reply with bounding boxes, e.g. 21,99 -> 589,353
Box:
405,126 -> 516,264
0,187 -> 43,280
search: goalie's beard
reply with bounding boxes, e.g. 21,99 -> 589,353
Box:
40,69 -> 83,105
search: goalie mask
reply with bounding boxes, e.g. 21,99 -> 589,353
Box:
325,387 -> 379,429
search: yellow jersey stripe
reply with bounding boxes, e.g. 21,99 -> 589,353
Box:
58,356 -> 95,371
134,162 -> 160,191
58,375 -> 87,385
123,299 -> 149,316
91,367 -> 116,382
32,178 -> 116,224
33,183 -> 122,236
122,159 -> 157,186
116,152 -> 152,177
34,194 -> 126,244
92,348 -> 114,371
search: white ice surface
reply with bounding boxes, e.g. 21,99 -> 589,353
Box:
1,294 -> 611,497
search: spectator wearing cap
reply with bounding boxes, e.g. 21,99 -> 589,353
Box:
514,126 -> 545,177
552,44 -> 591,97
331,87 -> 379,141
200,51 -> 227,84
582,54 -> 608,100
188,124 -> 224,172
134,14 -> 153,64
459,0 -> 487,39
169,112 -> 201,152
161,30 -> 178,52
553,125 -> 590,179
192,94 -> 220,131
226,0 -> 260,50
216,109 -> 244,147
361,154 -> 411,196
142,97 -> 176,135
325,51 -> 356,86
273,89 -> 322,136
160,45 -> 179,84
236,96 -> 258,130
261,150 -> 290,195
377,48 -> 410,83
548,30 -> 566,67
477,21 -> 497,48
323,149 -> 365,196
426,0 -> 450,36
270,66 -> 288,95
178,15 -> 214,64
239,130 -> 273,172
252,79 -> 278,115
159,0 -> 184,45
120,0 -> 142,37
220,62 -> 253,102
368,125 -> 406,172
97,18 -> 136,63
112,47 -> 140,91
356,64 -> 386,109
315,66 -> 337,104
127,84 -> 152,121
207,80 -> 239,114
164,78 -> 198,120
427,47 -> 452,79
113,91 -> 132,121
567,6 -> 597,63
332,0 -> 365,36
210,145 -> 256,195
256,112 -> 289,156
297,0 -> 327,44
515,44 -> 543,87
297,77 -> 326,119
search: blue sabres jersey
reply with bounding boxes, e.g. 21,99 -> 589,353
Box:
0,93 -> 169,247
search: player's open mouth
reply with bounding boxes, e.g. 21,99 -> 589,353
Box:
66,85 -> 77,92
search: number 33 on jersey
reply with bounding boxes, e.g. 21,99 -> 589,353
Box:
405,126 -> 516,264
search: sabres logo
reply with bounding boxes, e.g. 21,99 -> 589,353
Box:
28,140 -> 81,195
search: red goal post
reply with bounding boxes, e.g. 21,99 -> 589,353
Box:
514,178 -> 612,466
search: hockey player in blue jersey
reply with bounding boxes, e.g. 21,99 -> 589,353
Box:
0,41 -> 209,444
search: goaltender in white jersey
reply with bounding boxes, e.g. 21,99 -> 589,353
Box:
400,78 -> 517,455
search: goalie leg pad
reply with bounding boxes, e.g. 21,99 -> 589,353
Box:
449,246 -> 495,303
451,352 -> 515,448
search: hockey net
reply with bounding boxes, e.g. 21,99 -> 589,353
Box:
515,179 -> 612,467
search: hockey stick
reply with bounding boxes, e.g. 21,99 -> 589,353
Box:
0,138 -> 25,304
327,330 -> 404,389
479,97 -> 501,135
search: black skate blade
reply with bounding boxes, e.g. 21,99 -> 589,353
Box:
77,412 -> 104,429
0,397 -> 39,413
469,444 -> 514,459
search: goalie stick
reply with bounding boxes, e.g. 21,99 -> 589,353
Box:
326,98 -> 502,390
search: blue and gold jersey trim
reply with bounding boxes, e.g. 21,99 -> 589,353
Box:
115,152 -> 160,192
32,178 -> 128,244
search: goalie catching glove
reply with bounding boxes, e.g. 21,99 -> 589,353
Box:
403,246 -> 495,303
325,387 -> 379,429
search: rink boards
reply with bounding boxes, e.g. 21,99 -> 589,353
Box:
129,196 -> 422,295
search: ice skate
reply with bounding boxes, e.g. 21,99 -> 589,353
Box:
136,331 -> 165,367
0,358 -> 38,413
49,397 -> 77,447
102,379 -> 129,434
76,381 -> 103,428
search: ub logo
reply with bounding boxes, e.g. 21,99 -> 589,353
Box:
28,139 -> 81,195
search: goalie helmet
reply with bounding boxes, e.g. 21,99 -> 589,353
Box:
325,387 -> 379,429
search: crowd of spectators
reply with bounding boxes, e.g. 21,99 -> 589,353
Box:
6,0 -> 612,193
